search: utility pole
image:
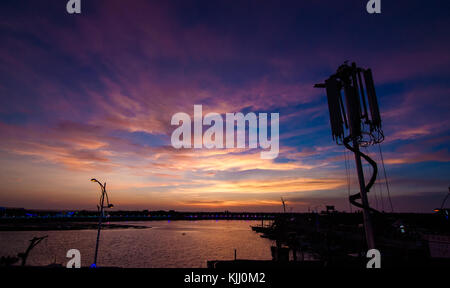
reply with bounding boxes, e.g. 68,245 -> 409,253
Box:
353,139 -> 376,249
315,62 -> 384,250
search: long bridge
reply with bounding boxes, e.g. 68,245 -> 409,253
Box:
0,207 -> 292,221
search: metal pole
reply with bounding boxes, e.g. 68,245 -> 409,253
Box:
93,187 -> 105,266
352,138 -> 376,250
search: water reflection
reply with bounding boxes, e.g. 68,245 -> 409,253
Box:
0,220 -> 273,268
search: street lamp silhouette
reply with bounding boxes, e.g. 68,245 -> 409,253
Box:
90,178 -> 113,267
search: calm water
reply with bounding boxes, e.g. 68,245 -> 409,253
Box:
0,220 -> 273,268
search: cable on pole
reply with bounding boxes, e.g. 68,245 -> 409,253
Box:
378,143 -> 394,212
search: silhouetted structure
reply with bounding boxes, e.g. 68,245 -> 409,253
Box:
90,178 -> 114,267
18,236 -> 48,266
315,62 -> 384,250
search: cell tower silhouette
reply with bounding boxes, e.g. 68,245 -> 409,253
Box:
315,61 -> 384,250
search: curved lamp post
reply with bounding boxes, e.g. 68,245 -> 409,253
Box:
90,178 -> 113,267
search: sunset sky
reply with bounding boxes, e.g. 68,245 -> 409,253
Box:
0,0 -> 449,212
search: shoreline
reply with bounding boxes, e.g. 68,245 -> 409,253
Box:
0,222 -> 150,231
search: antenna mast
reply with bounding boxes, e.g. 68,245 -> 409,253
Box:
315,62 -> 384,250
